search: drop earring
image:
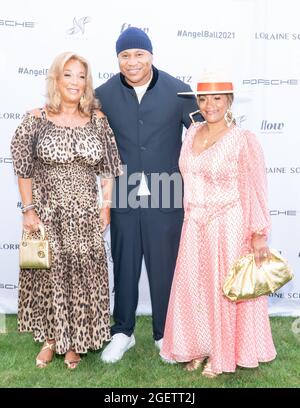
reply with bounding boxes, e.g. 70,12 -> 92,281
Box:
224,109 -> 233,127
189,110 -> 201,125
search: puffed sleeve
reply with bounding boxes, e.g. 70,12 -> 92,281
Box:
94,116 -> 123,178
238,130 -> 271,246
10,112 -> 39,178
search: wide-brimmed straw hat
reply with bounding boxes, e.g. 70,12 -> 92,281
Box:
178,69 -> 234,95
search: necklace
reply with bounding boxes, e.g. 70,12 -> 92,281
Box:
192,123 -> 228,155
201,125 -> 227,147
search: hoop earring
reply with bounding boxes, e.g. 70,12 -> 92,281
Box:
224,109 -> 233,127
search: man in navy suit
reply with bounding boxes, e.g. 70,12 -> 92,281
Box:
95,27 -> 201,363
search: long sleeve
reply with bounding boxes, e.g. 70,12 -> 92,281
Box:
238,130 -> 271,246
94,116 -> 123,178
10,113 -> 39,178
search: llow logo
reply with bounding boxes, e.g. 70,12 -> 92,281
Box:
260,120 -> 284,133
66,17 -> 91,35
120,23 -> 149,34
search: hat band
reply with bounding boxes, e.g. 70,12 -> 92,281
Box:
197,82 -> 233,93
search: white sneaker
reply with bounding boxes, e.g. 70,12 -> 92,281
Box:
155,338 -> 176,364
101,333 -> 135,363
155,338 -> 163,351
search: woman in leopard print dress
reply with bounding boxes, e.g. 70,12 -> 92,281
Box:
11,52 -> 123,369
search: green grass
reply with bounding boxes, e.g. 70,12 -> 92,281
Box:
0,315 -> 299,388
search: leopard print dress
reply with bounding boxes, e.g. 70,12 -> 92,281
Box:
11,109 -> 123,354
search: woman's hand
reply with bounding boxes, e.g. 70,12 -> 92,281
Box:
251,235 -> 271,267
23,209 -> 42,233
100,207 -> 110,233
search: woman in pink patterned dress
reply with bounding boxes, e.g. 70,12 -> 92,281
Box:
160,73 -> 276,378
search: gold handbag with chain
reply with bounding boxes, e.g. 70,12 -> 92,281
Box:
223,248 -> 293,302
19,224 -> 51,269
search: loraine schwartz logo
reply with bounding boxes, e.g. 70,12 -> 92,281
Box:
98,72 -> 116,81
269,292 -> 284,298
255,32 -> 300,40
66,16 -> 91,35
266,167 -> 300,174
0,243 -> 19,250
0,112 -> 24,120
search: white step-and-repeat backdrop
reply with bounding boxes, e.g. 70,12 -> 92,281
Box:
1,0 -> 299,316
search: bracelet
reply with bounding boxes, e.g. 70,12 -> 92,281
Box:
101,199 -> 112,209
21,204 -> 36,213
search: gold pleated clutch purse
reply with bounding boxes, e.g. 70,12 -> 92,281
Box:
223,248 -> 293,302
19,224 -> 51,269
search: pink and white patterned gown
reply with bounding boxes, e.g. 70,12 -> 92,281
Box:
160,123 -> 276,374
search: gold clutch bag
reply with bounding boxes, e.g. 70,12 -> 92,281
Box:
19,224 -> 51,269
223,248 -> 293,302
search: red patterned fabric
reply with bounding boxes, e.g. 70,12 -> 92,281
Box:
161,124 -> 276,374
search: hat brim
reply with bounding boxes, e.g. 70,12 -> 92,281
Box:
178,90 -> 234,96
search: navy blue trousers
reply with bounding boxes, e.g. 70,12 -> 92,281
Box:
110,207 -> 183,340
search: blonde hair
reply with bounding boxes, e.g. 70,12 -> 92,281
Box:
227,93 -> 234,107
46,51 -> 99,115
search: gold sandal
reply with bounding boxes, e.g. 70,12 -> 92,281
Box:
36,340 -> 56,368
64,359 -> 81,370
184,358 -> 204,372
202,361 -> 219,378
64,351 -> 81,370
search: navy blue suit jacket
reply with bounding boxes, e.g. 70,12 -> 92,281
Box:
95,67 -> 201,212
